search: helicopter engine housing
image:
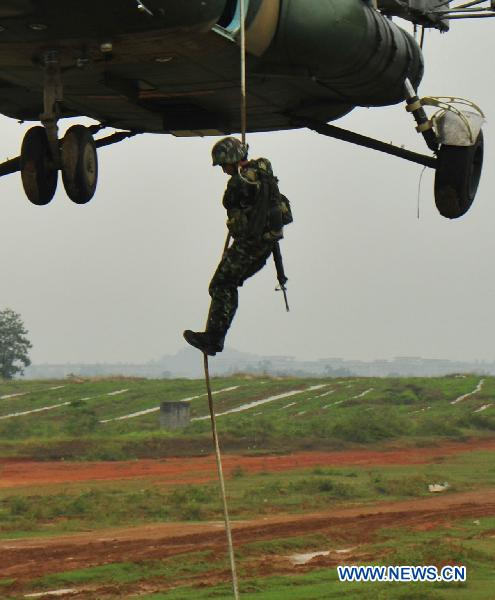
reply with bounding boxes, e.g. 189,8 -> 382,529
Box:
263,0 -> 424,107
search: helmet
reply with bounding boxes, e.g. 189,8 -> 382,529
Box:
211,137 -> 248,166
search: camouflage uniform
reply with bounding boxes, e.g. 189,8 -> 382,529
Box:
206,158 -> 278,342
184,137 -> 290,355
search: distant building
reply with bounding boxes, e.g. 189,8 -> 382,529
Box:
22,348 -> 495,380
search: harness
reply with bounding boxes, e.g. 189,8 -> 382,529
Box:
224,159 -> 292,242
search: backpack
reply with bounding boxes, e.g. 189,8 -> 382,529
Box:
279,193 -> 293,226
228,158 -> 292,241
263,175 -> 293,240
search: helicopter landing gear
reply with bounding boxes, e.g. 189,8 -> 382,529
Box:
19,50 -> 61,206
434,130 -> 484,219
20,126 -> 58,205
18,50 -> 98,205
61,125 -> 98,204
404,81 -> 485,219
19,123 -> 99,206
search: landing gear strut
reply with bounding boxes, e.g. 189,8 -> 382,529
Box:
20,50 -> 63,205
19,50 -> 99,205
404,81 -> 485,219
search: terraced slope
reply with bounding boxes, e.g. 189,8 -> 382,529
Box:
0,375 -> 494,459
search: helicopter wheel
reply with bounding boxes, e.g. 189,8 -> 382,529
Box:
61,125 -> 98,204
20,126 -> 58,205
434,130 -> 484,219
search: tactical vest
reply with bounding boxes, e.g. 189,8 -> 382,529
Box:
223,158 -> 292,241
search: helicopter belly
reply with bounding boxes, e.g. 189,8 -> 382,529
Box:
0,0 -> 423,134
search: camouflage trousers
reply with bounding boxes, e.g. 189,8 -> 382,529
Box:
206,238 -> 274,339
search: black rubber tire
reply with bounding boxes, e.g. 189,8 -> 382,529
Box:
61,125 -> 98,204
434,130 -> 484,219
20,126 -> 58,205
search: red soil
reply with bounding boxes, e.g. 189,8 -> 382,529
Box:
1,438 -> 495,489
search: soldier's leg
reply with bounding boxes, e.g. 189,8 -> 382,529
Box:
238,244 -> 273,285
207,240 -> 273,340
207,251 -> 240,342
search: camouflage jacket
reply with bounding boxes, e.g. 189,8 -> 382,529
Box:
222,158 -> 281,242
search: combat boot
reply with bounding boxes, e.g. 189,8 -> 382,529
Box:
183,330 -> 224,356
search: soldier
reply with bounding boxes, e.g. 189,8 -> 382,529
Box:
184,137 -> 291,356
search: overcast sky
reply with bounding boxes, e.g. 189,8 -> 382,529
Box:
2,18 -> 494,365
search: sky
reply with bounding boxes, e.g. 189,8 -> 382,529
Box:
2,17 -> 495,365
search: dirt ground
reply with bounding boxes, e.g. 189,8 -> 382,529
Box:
2,437 -> 495,490
2,489 -> 495,595
2,439 -> 495,598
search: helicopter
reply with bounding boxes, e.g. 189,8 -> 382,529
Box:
0,0 -> 492,218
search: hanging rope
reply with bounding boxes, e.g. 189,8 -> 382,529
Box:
416,165 -> 427,220
239,0 -> 247,145
203,7 -> 248,596
204,354 -> 240,599
222,0 -> 248,272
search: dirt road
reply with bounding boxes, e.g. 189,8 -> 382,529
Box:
2,438 -> 495,490
2,489 -> 495,582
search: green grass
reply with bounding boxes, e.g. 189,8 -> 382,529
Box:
0,374 -> 494,460
240,533 -> 329,556
33,552 -> 221,589
2,448 -> 495,539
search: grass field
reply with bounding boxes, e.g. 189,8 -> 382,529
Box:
0,374 -> 494,459
0,375 -> 494,599
1,448 -> 495,539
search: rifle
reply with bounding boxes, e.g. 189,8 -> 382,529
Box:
272,241 -> 290,312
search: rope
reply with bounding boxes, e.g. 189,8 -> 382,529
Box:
417,166 -> 427,220
204,354 -> 240,599
240,0 -> 247,145
219,0 -> 247,288
420,96 -> 485,145
203,8 -> 248,594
